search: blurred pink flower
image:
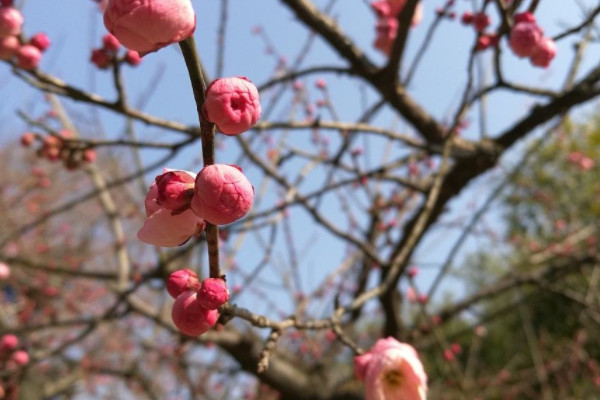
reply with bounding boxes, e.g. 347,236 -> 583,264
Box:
0,6 -> 22,38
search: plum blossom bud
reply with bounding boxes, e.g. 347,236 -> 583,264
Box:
124,49 -> 142,66
530,37 -> 556,68
472,13 -> 490,32
0,334 -> 17,350
16,45 -> 42,70
190,164 -> 254,225
155,170 -> 195,212
171,291 -> 219,336
29,33 -> 51,52
0,262 -> 10,280
315,78 -> 326,89
0,6 -> 22,38
354,337 -> 427,400
514,12 -> 535,24
509,22 -> 543,58
461,11 -> 473,25
203,77 -> 261,136
82,148 -> 97,163
166,269 -> 200,299
103,0 -> 196,54
102,33 -> 120,52
11,350 -> 29,366
197,278 -> 229,310
0,34 -> 18,60
91,48 -> 112,69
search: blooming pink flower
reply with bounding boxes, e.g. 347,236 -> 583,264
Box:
0,262 -> 10,280
0,6 -> 22,38
103,0 -> 196,54
11,350 -> 29,366
138,171 -> 206,247
509,22 -> 543,58
16,45 -> 42,70
203,77 -> 261,136
530,37 -> 556,68
29,33 -> 51,52
197,278 -> 229,310
155,170 -> 195,212
0,334 -> 18,350
166,269 -> 200,299
0,34 -> 18,60
354,337 -> 427,400
171,290 -> 219,336
190,164 -> 254,225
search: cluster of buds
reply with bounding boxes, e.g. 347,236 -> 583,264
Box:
90,33 -> 141,70
509,12 -> 556,68
137,164 -> 254,247
167,269 -> 229,336
103,0 -> 195,55
0,2 -> 50,70
20,130 -> 97,170
0,334 -> 29,398
371,0 -> 423,55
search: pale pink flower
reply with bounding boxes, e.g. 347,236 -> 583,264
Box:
530,37 -> 556,68
354,337 -> 427,400
0,262 -> 9,280
16,45 -> 42,70
166,269 -> 200,299
509,22 -> 543,58
171,290 -> 219,336
138,171 -> 206,247
197,278 -> 229,310
203,77 -> 261,136
103,0 -> 196,54
190,164 -> 254,225
0,34 -> 18,60
0,6 -> 22,38
580,157 -> 595,171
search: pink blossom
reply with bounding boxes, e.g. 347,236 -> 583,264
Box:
0,262 -> 9,280
190,164 -> 254,225
29,33 -> 51,52
197,278 -> 230,310
103,0 -> 196,54
354,337 -> 427,400
166,269 -> 200,299
509,22 -> 543,58
0,6 -> 22,38
203,77 -> 261,136
155,170 -> 195,212
0,334 -> 18,350
16,45 -> 42,70
11,350 -> 29,366
138,172 -> 206,247
0,34 -> 18,60
171,290 -> 219,336
530,37 -> 556,68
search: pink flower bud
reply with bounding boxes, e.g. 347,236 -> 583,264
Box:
124,49 -> 142,66
203,77 -> 261,136
472,13 -> 490,32
514,12 -> 535,24
315,78 -> 326,89
155,170 -> 195,212
82,148 -> 97,163
0,334 -> 18,350
171,291 -> 218,336
0,262 -> 9,280
16,44 -> 42,70
29,33 -> 51,52
90,48 -> 112,69
354,337 -> 427,400
103,0 -> 196,54
166,269 -> 200,299
530,37 -> 556,68
102,33 -> 120,52
11,350 -> 29,366
197,278 -> 229,310
190,164 -> 254,225
461,11 -> 473,25
509,22 -> 543,58
0,34 -> 18,60
0,6 -> 22,38
408,267 -> 418,278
